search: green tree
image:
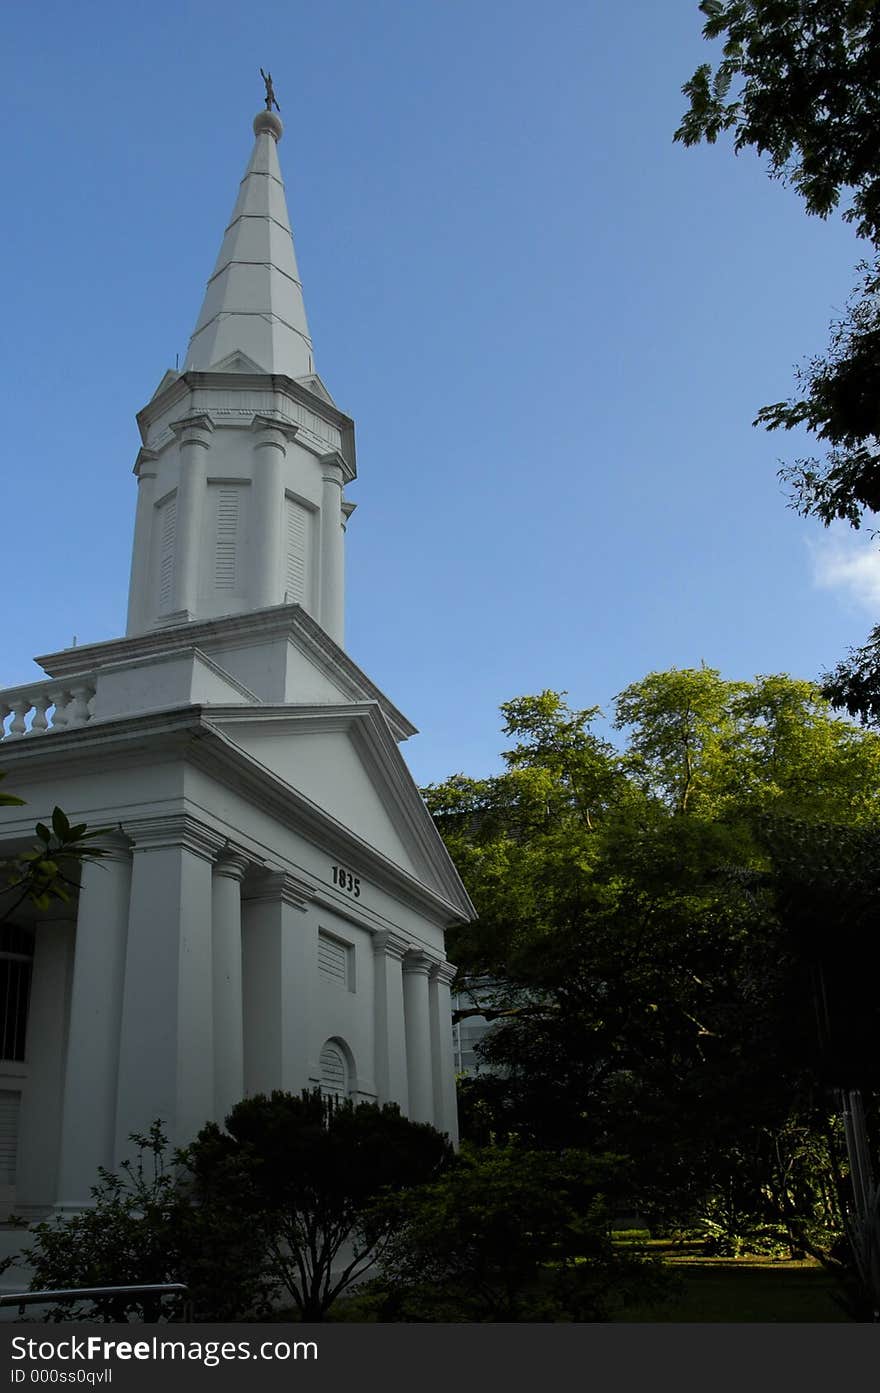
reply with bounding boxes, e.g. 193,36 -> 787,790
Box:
428,676 -> 880,1251
365,1145 -> 671,1322
9,1123 -> 269,1322
186,1089 -> 452,1321
676,1 -> 880,721
676,1 -> 880,240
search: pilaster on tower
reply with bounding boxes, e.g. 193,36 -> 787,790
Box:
125,105 -> 356,645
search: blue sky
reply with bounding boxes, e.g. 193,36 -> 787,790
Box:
2,0 -> 877,787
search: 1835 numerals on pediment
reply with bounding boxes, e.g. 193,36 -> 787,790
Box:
330,864 -> 361,897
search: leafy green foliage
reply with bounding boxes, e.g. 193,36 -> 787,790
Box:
186,1089 -> 453,1321
821,626 -> 880,726
0,772 -> 25,808
676,1 -> 880,240
9,1124 -> 269,1322
427,677 -> 880,1250
363,1145 -> 673,1322
677,4 -> 880,723
758,261 -> 880,529
1,787 -> 109,923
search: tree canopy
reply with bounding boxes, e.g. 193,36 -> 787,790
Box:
677,1 -> 880,724
676,1 -> 880,240
186,1089 -> 452,1321
428,674 -> 880,1245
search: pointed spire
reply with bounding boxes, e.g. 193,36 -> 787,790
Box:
184,107 -> 315,378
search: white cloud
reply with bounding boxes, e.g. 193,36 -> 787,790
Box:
809,528 -> 880,613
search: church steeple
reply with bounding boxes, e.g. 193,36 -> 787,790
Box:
125,93 -> 355,644
185,107 -> 315,379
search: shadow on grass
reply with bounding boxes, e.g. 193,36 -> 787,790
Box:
611,1241 -> 852,1323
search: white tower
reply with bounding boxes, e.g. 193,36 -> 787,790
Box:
127,107 -> 352,643
0,95 -> 472,1233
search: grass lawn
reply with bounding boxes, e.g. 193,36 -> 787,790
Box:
615,1241 -> 852,1322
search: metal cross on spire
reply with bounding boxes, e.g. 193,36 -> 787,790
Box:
260,68 -> 280,113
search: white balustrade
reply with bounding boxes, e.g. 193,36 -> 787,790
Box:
0,674 -> 97,741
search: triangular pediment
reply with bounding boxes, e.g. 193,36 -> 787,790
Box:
204,704 -> 473,918
295,373 -> 336,406
150,368 -> 180,400
207,350 -> 267,374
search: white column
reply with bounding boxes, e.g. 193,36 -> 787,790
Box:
403,951 -> 434,1125
212,850 -> 248,1123
55,839 -> 132,1212
242,872 -> 313,1097
372,931 -> 409,1113
16,921 -> 75,1216
429,961 -> 460,1145
114,820 -> 216,1161
170,414 -> 213,620
250,417 -> 288,610
319,453 -> 345,644
125,450 -> 158,636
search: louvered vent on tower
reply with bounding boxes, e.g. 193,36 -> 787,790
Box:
214,487 -> 239,591
158,494 -> 177,613
285,494 -> 311,605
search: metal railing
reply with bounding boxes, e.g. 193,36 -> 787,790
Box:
0,1282 -> 189,1320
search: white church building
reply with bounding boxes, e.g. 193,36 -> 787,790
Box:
0,97 -> 473,1223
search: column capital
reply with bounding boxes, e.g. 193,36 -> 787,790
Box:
213,847 -> 250,882
429,960 -> 457,988
403,950 -> 436,978
169,413 -> 214,447
251,414 -> 299,448
124,814 -> 224,862
244,868 -> 313,911
134,447 -> 159,478
319,450 -> 345,486
372,930 -> 409,962
94,830 -> 134,865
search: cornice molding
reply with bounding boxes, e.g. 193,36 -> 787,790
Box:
245,868 -> 313,911
0,706 -> 474,926
125,812 -> 224,861
372,929 -> 409,962
138,371 -> 356,479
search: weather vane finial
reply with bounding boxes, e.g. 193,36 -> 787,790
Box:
260,69 -> 280,113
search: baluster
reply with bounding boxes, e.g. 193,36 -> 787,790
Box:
67,684 -> 92,728
49,689 -> 70,731
0,702 -> 10,741
8,698 -> 31,738
29,693 -> 51,734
